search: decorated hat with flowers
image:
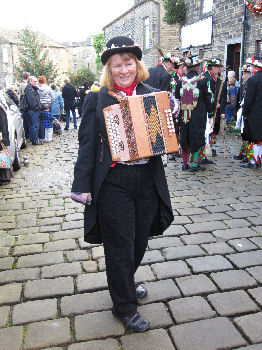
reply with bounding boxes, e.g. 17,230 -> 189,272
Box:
241,64 -> 251,72
101,36 -> 142,65
204,58 -> 223,67
185,55 -> 202,67
246,56 -> 262,68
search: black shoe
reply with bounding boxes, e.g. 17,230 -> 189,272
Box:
241,157 -> 248,163
190,165 -> 206,172
74,126 -> 78,129
32,140 -> 43,146
136,285 -> 147,299
200,158 -> 214,165
64,127 -> 69,130
168,154 -> 176,161
212,149 -> 217,157
233,154 -> 244,160
241,162 -> 258,169
182,164 -> 189,171
118,313 -> 150,332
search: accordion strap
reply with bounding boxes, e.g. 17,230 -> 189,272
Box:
108,90 -> 124,103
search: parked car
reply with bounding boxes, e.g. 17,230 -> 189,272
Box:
2,93 -> 27,171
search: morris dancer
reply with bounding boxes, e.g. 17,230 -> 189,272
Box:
201,58 -> 225,163
233,65 -> 251,162
241,56 -> 262,169
169,58 -> 187,160
145,52 -> 176,166
175,55 -> 214,172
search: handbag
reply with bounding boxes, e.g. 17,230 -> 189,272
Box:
0,142 -> 12,169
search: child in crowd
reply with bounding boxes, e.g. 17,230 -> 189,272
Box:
42,104 -> 57,142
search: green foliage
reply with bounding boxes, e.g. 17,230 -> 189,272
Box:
163,0 -> 187,24
93,33 -> 104,73
14,28 -> 57,83
68,66 -> 96,88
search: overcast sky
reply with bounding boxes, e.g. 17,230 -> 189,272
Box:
2,0 -> 134,42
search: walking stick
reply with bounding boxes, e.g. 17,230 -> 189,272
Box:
221,118 -> 226,159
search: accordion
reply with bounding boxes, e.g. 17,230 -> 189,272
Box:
103,91 -> 179,162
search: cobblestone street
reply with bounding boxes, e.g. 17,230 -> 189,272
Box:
1,123 -> 262,350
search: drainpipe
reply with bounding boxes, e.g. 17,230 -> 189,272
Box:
239,1 -> 247,97
157,1 -> 160,47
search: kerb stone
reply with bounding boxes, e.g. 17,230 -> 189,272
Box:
13,299 -> 57,325
120,329 -> 174,350
16,252 -> 64,269
24,318 -> 71,349
186,255 -> 233,273
75,311 -> 124,341
169,317 -> 247,350
0,326 -> 23,350
234,312 -> 262,344
24,276 -> 74,299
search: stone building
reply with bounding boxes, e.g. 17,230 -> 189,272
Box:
63,37 -> 96,75
180,0 -> 262,79
0,27 -> 71,87
103,0 -> 180,69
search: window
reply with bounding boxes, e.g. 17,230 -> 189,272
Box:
143,17 -> 150,50
2,48 -> 8,63
202,0 -> 213,14
257,40 -> 262,56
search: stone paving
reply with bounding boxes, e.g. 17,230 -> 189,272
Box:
0,122 -> 262,350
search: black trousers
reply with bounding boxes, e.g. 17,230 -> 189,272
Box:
97,163 -> 158,317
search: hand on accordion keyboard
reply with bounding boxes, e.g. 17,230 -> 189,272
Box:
70,192 -> 92,205
169,95 -> 175,112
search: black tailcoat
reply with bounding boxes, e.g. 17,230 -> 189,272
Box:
243,71 -> 262,142
145,65 -> 172,92
175,71 -> 214,153
72,83 -> 174,243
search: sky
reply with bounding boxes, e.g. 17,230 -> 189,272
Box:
2,0 -> 134,43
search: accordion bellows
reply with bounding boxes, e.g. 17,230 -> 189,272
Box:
103,91 -> 179,162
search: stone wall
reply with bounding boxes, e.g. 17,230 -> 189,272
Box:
104,0 -> 179,69
181,0 -> 262,62
0,37 -> 14,86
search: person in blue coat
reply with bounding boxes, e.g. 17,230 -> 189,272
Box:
71,36 -> 174,333
50,84 -> 64,121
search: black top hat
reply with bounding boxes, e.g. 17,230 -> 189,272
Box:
101,36 -> 142,65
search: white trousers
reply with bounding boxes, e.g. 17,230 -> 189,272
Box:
44,128 -> 53,142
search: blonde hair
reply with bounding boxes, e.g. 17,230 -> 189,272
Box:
100,53 -> 149,90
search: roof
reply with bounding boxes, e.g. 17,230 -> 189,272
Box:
0,27 -> 65,48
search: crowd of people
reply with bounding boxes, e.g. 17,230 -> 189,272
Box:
70,35 -> 262,333
144,50 -> 262,171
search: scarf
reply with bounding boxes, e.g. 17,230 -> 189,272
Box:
114,79 -> 137,96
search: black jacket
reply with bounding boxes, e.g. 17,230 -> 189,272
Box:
175,71 -> 214,152
72,83 -> 174,243
62,83 -> 77,109
24,83 -> 41,111
243,71 -> 262,142
145,65 -> 172,92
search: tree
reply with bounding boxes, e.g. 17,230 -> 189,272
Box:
93,33 -> 104,73
68,66 -> 96,88
163,0 -> 187,25
15,28 -> 57,83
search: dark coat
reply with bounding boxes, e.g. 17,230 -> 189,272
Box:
175,71 -> 214,153
203,71 -> 227,135
243,71 -> 262,142
6,89 -> 19,106
62,83 -> 77,109
72,83 -> 174,243
0,103 -> 10,146
145,65 -> 172,92
24,83 -> 42,111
